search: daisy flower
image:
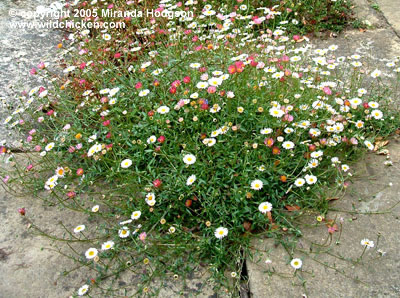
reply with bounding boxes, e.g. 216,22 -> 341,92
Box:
131,211 -> 141,220
92,205 -> 99,212
260,128 -> 273,135
360,238 -> 374,249
310,150 -> 323,158
186,175 -> 196,186
294,178 -> 305,187
147,135 -> 156,144
214,227 -> 228,239
101,241 -> 115,250
355,120 -> 364,128
305,174 -> 318,185
45,142 -> 55,151
138,89 -> 150,97
85,248 -> 98,259
77,285 -> 89,296
118,227 -> 130,238
203,138 -> 216,147
370,69 -> 381,78
189,63 -> 201,69
157,106 -> 170,114
196,81 -> 209,89
364,140 -> 374,150
121,159 -> 132,169
269,107 -> 284,118
168,226 -> 176,234
251,179 -> 263,190
183,154 -> 196,165
258,202 -> 273,213
308,159 -> 319,168
341,164 -> 350,172
290,258 -> 302,269
55,167 -> 65,177
368,101 -> 379,108
145,193 -> 156,206
282,141 -> 295,149
74,225 -> 85,233
371,109 -> 383,120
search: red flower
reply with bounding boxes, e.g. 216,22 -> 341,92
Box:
18,207 -> 26,216
135,82 -> 143,89
67,191 -> 76,198
114,53 -> 121,58
171,80 -> 181,88
169,87 -> 177,94
153,179 -> 162,188
148,110 -> 155,117
157,135 -> 166,143
183,76 -> 191,83
76,168 -> 84,176
200,103 -> 209,110
102,120 -> 110,126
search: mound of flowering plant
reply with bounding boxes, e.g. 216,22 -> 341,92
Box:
1,0 -> 399,296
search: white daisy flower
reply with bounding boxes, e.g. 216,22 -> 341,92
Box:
214,227 -> 228,239
139,89 -> 150,97
294,178 -> 305,187
186,175 -> 196,186
45,142 -> 55,151
101,240 -> 115,250
360,238 -> 374,249
121,159 -> 132,169
183,154 -> 196,165
131,211 -> 141,220
305,174 -> 318,185
74,225 -> 85,233
364,140 -> 374,150
258,202 -> 273,213
147,135 -> 157,144
85,248 -> 98,259
251,179 -> 263,190
118,227 -> 130,238
203,138 -> 216,147
157,106 -> 170,114
282,141 -> 295,149
290,258 -> 302,269
77,284 -> 89,296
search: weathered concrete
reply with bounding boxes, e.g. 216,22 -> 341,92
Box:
0,0 -> 62,148
0,153 -> 227,297
247,138 -> 400,297
376,0 -> 400,37
352,0 -> 384,28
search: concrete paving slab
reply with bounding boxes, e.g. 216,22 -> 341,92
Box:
247,138 -> 400,298
0,0 -> 62,149
0,154 -> 225,297
376,0 -> 400,37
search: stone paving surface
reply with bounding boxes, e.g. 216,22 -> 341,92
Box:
0,0 -> 63,148
0,154 -> 224,298
247,138 -> 400,297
